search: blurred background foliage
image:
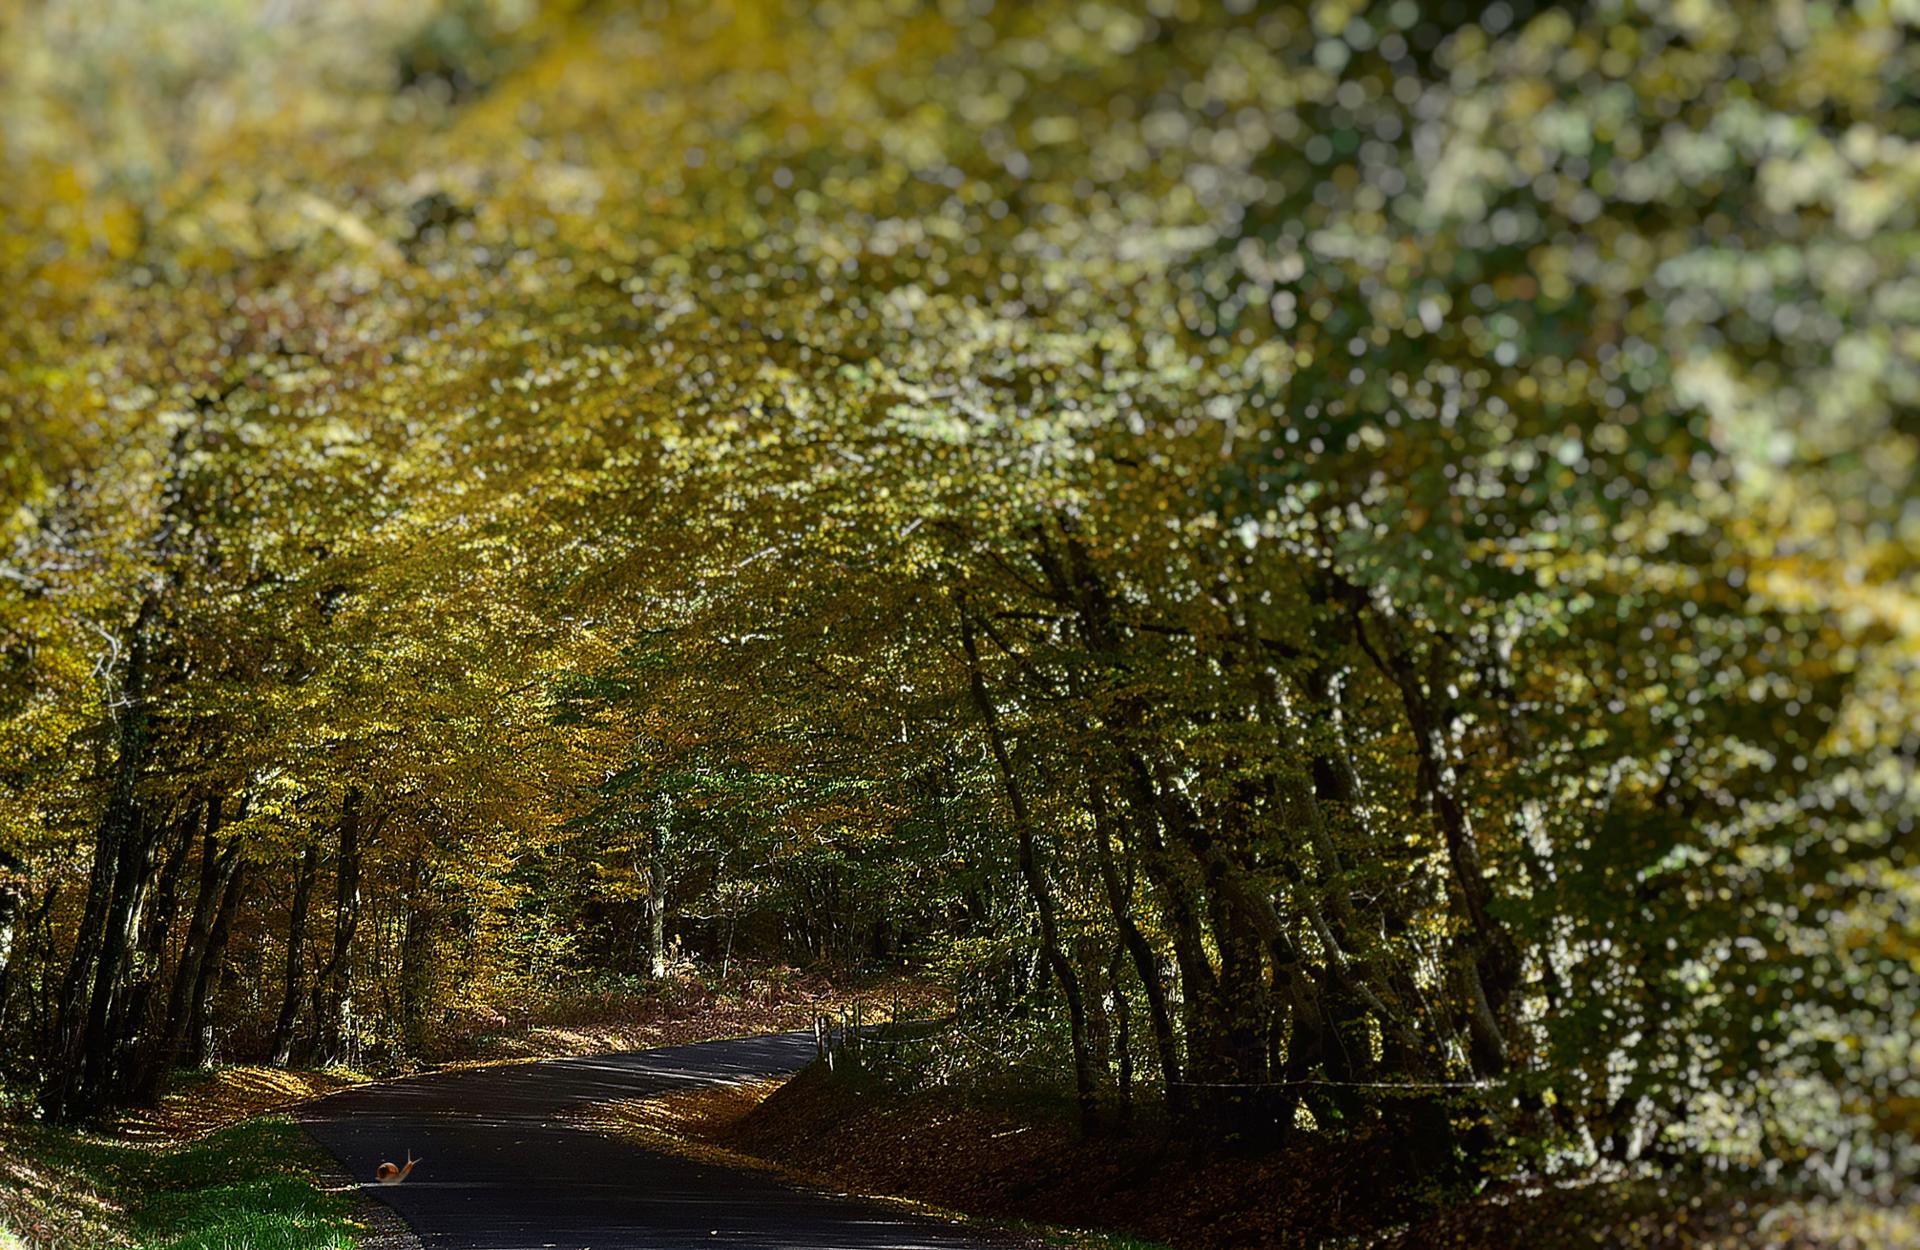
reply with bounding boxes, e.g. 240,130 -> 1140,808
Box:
0,0 -> 1915,1238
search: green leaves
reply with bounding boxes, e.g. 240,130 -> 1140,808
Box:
0,0 -> 1913,1201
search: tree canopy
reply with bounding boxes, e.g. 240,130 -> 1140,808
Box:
1,0 -> 1915,1212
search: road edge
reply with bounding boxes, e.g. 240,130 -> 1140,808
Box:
310,1141 -> 426,1250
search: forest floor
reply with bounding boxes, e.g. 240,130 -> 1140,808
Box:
433,966 -> 942,1065
567,1069 -> 1167,1250
575,1061 -> 1919,1250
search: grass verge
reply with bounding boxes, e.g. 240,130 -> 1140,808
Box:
0,1114 -> 359,1250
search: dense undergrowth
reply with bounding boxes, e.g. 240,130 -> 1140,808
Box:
586,1043 -> 1920,1250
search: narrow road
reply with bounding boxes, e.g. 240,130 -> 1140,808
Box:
298,1032 -> 1016,1250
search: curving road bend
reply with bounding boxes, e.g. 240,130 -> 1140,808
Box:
298,1032 -> 1017,1250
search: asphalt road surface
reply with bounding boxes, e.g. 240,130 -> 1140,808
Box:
298,1032 -> 1019,1250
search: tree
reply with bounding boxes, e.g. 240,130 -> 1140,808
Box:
0,0 -> 1911,1208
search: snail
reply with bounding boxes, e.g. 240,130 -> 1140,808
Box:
375,1151 -> 421,1184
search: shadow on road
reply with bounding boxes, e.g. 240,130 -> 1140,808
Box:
299,1033 -> 1018,1250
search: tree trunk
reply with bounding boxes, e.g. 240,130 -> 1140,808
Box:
399,862 -> 436,1058
1087,781 -> 1183,1109
46,821 -> 116,1119
269,842 -> 319,1066
0,849 -> 22,999
311,788 -> 363,1066
42,415 -> 210,1120
959,598 -> 1099,1135
1031,524 -> 1239,1108
647,806 -> 667,980
1116,759 -> 1221,1079
75,803 -> 163,1115
1202,843 -> 1274,1139
1350,601 -> 1517,1076
44,601 -> 160,1121
1109,941 -> 1134,1129
0,870 -> 58,1041
111,807 -> 198,1100
1081,934 -> 1114,1088
140,797 -> 240,1100
0,849 -> 26,1039
185,856 -> 248,1068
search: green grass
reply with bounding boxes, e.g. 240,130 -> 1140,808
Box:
1029,1225 -> 1174,1250
0,1115 -> 357,1250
